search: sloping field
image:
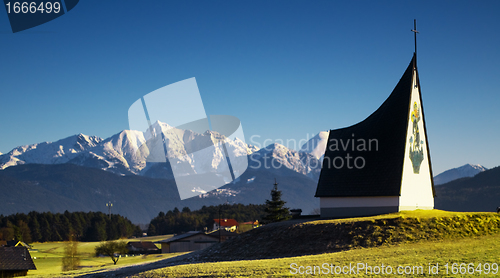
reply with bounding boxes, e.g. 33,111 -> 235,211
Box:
127,210 -> 500,277
132,233 -> 500,277
193,210 -> 500,261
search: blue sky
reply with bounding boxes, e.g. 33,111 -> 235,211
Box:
1,1 -> 499,175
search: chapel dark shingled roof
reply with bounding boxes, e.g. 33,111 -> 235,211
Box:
315,54 -> 418,197
0,247 -> 37,271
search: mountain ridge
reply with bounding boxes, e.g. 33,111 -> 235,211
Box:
434,166 -> 500,212
0,162 -> 319,223
434,163 -> 487,185
0,126 -> 324,222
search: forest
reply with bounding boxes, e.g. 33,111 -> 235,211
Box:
0,211 -> 141,243
0,203 -> 267,243
147,204 -> 266,235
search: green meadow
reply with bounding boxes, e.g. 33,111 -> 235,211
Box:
24,210 -> 500,277
27,235 -> 180,277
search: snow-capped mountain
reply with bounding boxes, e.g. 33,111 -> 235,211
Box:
434,164 -> 488,185
67,129 -> 147,175
249,143 -> 322,181
0,123 -> 324,188
300,131 -> 329,161
0,134 -> 103,169
0,121 -> 261,177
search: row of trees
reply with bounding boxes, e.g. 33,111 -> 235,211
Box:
148,181 -> 292,235
0,211 -> 141,243
147,204 -> 267,235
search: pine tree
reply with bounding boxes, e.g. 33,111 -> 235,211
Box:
40,217 -> 52,242
28,214 -> 42,242
262,179 -> 290,223
147,223 -> 157,236
16,220 -> 32,243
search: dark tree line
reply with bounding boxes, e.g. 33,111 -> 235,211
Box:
147,204 -> 266,235
0,211 -> 141,243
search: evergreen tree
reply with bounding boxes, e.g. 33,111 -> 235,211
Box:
0,221 -> 15,241
60,215 -> 73,240
40,217 -> 52,242
16,220 -> 32,243
147,223 -> 157,236
28,213 -> 42,242
70,214 -> 83,240
262,179 -> 290,223
87,215 -> 107,241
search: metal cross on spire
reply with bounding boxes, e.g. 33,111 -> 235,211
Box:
411,19 -> 419,56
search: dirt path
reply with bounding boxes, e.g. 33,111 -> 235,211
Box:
72,252 -> 200,278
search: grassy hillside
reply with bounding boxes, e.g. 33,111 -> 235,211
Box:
128,210 -> 500,277
193,210 -> 500,261
132,233 -> 500,277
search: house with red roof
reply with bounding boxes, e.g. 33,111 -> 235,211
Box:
213,219 -> 238,232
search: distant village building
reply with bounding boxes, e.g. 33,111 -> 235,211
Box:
315,53 -> 435,218
290,209 -> 302,219
126,241 -> 160,254
157,231 -> 218,253
0,246 -> 37,277
240,220 -> 259,228
213,219 -> 238,232
156,229 -> 241,253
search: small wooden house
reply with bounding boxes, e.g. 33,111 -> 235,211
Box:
0,247 -> 37,277
126,241 -> 160,254
3,241 -> 30,248
157,231 -> 218,253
